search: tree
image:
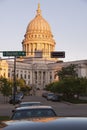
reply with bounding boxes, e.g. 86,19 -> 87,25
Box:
0,77 -> 12,103
16,78 -> 26,88
45,77 -> 87,100
45,82 -> 54,92
57,64 -> 78,80
20,85 -> 32,95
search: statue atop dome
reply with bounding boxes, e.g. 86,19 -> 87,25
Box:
36,3 -> 41,16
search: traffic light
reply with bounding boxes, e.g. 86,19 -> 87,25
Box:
51,51 -> 65,58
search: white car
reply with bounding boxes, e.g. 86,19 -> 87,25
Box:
47,93 -> 55,100
11,106 -> 57,120
15,101 -> 43,108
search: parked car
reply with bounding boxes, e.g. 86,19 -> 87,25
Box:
17,92 -> 24,99
1,117 -> 87,130
9,95 -> 22,104
51,95 -> 62,102
10,106 -> 57,120
46,93 -> 55,100
15,101 -> 43,108
42,92 -> 48,98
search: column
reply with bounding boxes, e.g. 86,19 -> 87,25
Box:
41,71 -> 43,89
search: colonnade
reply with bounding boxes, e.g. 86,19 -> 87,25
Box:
23,43 -> 54,58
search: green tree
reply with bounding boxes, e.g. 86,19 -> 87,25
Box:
58,64 -> 78,80
45,77 -> 87,100
20,85 -> 32,95
45,82 -> 54,92
45,81 -> 63,94
16,78 -> 26,88
0,77 -> 12,103
0,77 -> 12,96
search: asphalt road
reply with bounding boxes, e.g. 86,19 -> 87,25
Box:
0,95 -> 87,117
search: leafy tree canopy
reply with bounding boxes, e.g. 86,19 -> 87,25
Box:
57,64 -> 78,80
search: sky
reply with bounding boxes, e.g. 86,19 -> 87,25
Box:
0,0 -> 87,62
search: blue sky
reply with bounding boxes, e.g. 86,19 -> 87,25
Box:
0,0 -> 87,62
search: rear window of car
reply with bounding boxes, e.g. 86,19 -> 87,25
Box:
11,109 -> 57,120
20,103 -> 42,107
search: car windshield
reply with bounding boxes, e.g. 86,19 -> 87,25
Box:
48,93 -> 54,96
11,109 -> 57,120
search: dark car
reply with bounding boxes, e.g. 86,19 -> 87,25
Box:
1,117 -> 87,130
10,106 -> 57,120
17,92 -> 24,99
9,95 -> 22,104
42,92 -> 48,98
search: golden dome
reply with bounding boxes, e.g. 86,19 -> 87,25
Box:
26,3 -> 52,34
22,3 -> 56,59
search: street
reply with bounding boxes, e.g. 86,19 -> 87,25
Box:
0,94 -> 87,117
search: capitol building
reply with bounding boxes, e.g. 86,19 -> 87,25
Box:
0,4 -> 87,93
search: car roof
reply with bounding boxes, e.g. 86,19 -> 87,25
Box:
1,117 -> 87,130
20,102 -> 41,105
16,105 -> 53,110
47,93 -> 54,95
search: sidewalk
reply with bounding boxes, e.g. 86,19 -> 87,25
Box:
0,103 -> 15,116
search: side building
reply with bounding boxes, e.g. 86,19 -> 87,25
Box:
0,60 -> 8,78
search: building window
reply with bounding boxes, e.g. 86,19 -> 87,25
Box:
8,73 -> 10,77
50,72 -> 52,82
16,73 -> 18,78
24,74 -> 26,79
20,74 -> 23,79
35,71 -> 37,80
43,71 -> 45,81
28,75 -> 30,79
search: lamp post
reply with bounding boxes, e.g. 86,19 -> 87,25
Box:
13,56 -> 17,105
2,51 -> 26,104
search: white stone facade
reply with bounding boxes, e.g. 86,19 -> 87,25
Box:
6,59 -> 87,91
